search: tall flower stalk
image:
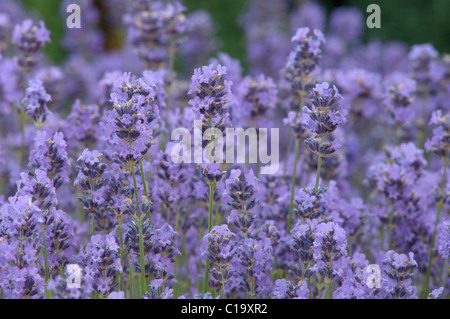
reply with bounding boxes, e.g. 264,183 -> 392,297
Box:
283,27 -> 325,231
188,64 -> 231,293
303,82 -> 346,191
423,110 -> 450,296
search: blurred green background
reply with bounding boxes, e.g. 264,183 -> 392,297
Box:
19,0 -> 450,65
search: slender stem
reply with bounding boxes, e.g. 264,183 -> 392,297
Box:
315,137 -> 325,190
283,129 -> 292,176
166,205 -> 170,225
221,284 -> 225,299
387,205 -> 395,250
287,138 -> 301,232
131,164 -> 147,297
324,281 -> 330,299
139,159 -> 152,224
208,185 -> 214,233
129,265 -> 134,299
286,91 -> 305,231
182,234 -> 191,296
139,159 -> 148,197
424,152 -> 449,297
308,278 -> 312,299
20,110 -> 26,171
417,95 -> 428,149
394,123 -> 400,145
203,184 -> 214,293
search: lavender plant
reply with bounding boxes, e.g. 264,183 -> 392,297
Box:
0,1 -> 449,301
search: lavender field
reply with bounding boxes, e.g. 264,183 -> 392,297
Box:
0,0 -> 449,300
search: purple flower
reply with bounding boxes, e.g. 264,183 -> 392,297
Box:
312,222 -> 347,278
199,162 -> 225,185
283,111 -> 307,139
105,73 -> 156,163
235,74 -> 278,125
188,64 -> 232,117
303,82 -> 346,137
409,44 -> 438,96
0,58 -> 22,115
273,279 -> 308,299
201,225 -> 236,292
383,73 -> 416,124
293,187 -> 326,221
65,100 -> 101,151
28,130 -> 70,190
208,53 -> 243,88
12,20 -> 50,71
235,237 -> 274,298
78,234 -> 122,297
22,79 -> 52,128
438,220 -> 450,263
290,1 -> 326,34
425,110 -> 450,159
226,172 -> 259,235
127,1 -> 186,69
428,287 -> 444,299
382,250 -> 417,298
287,27 -> 325,79
329,7 -> 363,43
335,68 -> 382,118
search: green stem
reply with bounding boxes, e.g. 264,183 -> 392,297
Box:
129,265 -> 134,299
208,185 -> 214,232
394,123 -> 400,145
182,234 -> 191,296
131,164 -> 147,297
139,159 -> 148,197
166,205 -> 170,226
139,159 -> 152,224
283,130 -> 292,176
324,281 -> 330,299
20,110 -> 26,171
387,206 -> 395,251
203,184 -> 214,293
308,278 -> 312,299
423,152 -> 449,297
286,91 -> 305,231
287,138 -> 301,232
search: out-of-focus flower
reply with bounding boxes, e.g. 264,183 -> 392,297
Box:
12,19 -> 50,72
22,79 -> 52,128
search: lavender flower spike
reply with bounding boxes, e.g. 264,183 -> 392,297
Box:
22,79 -> 52,129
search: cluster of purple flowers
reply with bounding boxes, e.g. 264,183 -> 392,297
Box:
0,0 -> 450,300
